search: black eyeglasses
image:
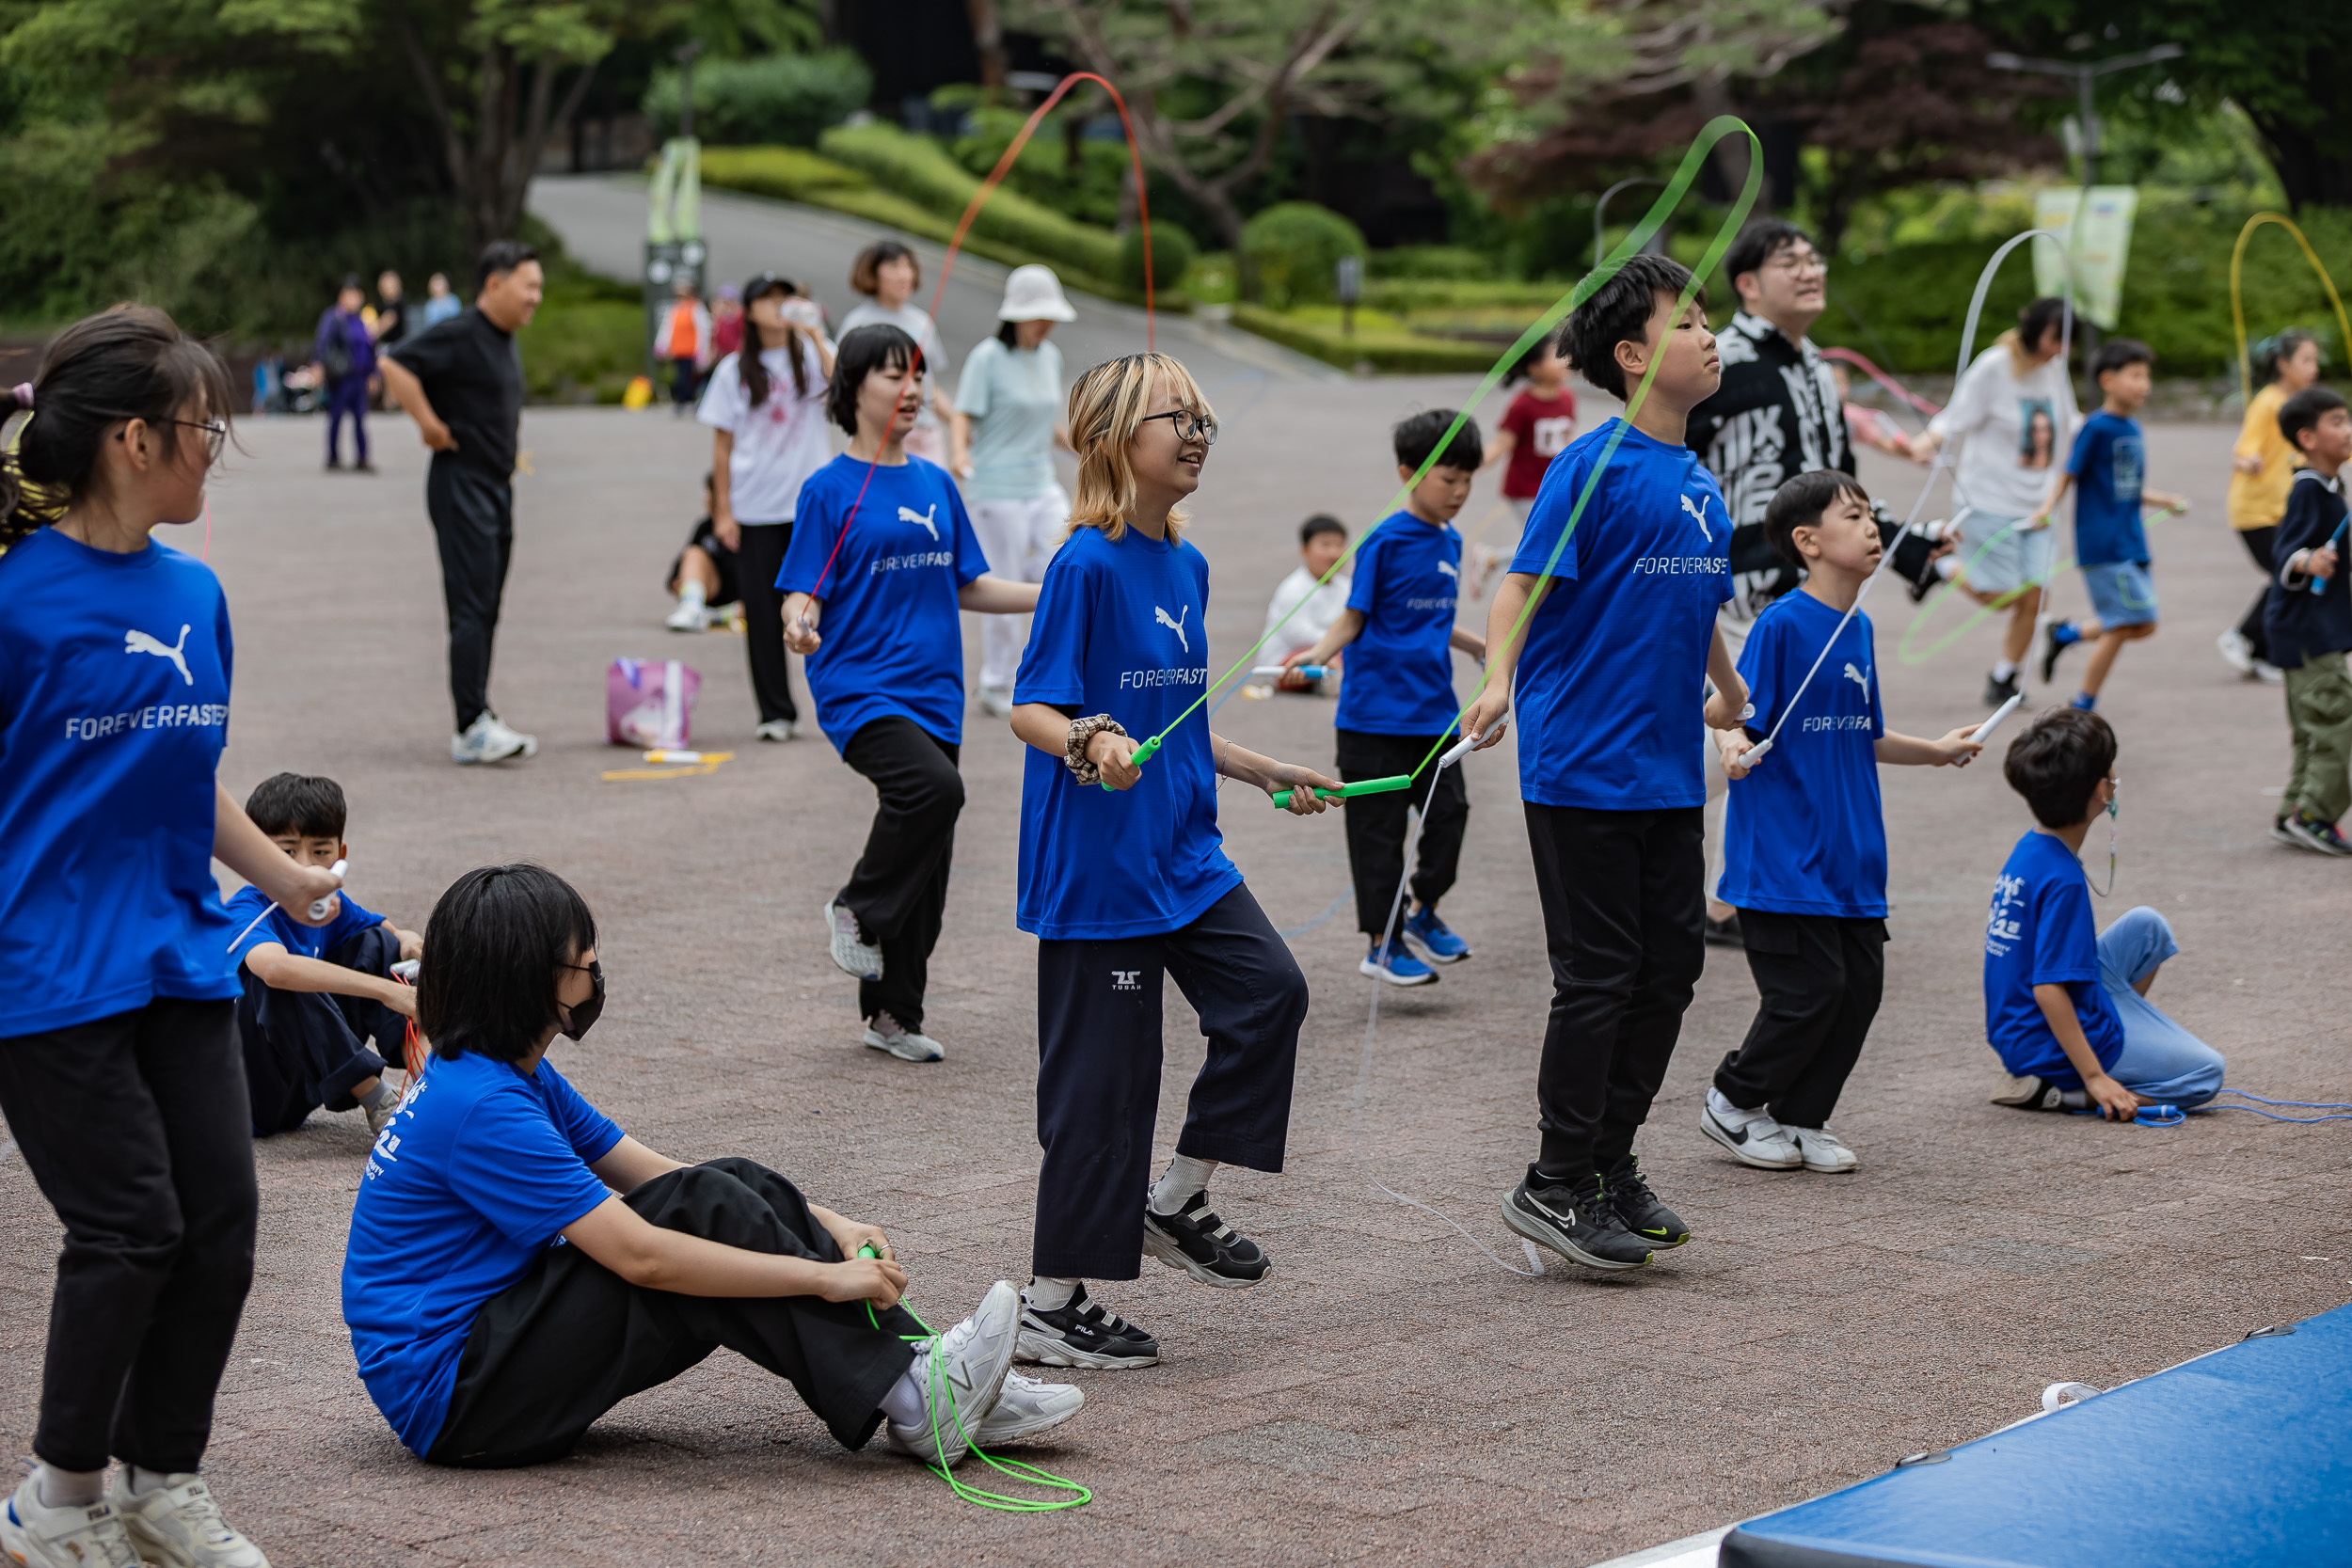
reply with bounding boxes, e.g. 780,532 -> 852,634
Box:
163,419 -> 230,462
1140,408 -> 1217,446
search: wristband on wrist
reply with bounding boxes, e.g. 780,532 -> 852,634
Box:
1065,715 -> 1127,785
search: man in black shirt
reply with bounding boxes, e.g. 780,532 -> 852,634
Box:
382,241 -> 543,765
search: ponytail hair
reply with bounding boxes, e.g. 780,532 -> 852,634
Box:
1,305 -> 235,549
2255,328 -> 2321,387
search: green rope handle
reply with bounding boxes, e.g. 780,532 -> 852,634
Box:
857,1245 -> 1090,1512
1268,774 -> 1412,809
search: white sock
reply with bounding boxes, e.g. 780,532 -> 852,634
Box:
1024,1275 -> 1078,1311
127,1466 -> 173,1497
678,580 -> 707,611
1992,658 -> 2019,681
34,1464 -> 103,1509
879,1366 -> 927,1427
1934,554 -> 1960,581
1150,1154 -> 1218,1215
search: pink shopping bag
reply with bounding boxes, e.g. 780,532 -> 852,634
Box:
607,657 -> 700,749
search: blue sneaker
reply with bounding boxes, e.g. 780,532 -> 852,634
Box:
1402,905 -> 1471,964
1359,938 -> 1438,987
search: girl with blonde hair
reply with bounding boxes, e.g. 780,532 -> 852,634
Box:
1004,353 -> 1341,1370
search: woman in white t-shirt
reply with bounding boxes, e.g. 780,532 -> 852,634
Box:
840,241 -> 956,467
1917,296 -> 2080,706
952,265 -> 1077,715
698,274 -> 835,740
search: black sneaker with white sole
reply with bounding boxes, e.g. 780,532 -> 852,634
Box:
1016,1285 -> 1161,1370
1141,1192 -> 1272,1286
1601,1156 -> 1689,1248
1501,1171 -> 1653,1271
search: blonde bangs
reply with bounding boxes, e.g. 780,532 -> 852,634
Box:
1064,353 -> 1216,544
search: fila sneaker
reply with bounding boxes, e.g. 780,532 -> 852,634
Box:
1,1476 -> 141,1568
109,1473 -> 270,1568
1015,1285 -> 1160,1370
1141,1192 -> 1272,1286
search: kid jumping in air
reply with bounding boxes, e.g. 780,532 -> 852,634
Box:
2035,339 -> 2189,709
2261,386 -> 2352,855
342,864 -> 1081,1471
780,324 -> 1041,1064
1286,408 -> 1489,986
1707,471 -> 1984,1173
1463,253 -> 1753,1273
229,772 -> 423,1140
1008,353 -> 1341,1369
1985,711 -> 2224,1118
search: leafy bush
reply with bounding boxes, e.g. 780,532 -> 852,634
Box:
1120,224 -> 1196,293
643,51 -> 871,149
1367,245 -> 1493,280
950,105 -> 1133,230
1240,202 -> 1367,308
1231,304 -> 1497,373
818,122 -> 1124,282
694,145 -> 873,202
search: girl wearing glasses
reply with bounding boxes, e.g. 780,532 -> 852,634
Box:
0,308 -> 341,1568
1004,353 -> 1341,1370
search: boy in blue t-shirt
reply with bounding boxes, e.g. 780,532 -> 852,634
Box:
227,772 -> 423,1138
1707,472 -> 1983,1175
1983,709 -> 2224,1119
1462,254 -> 1753,1273
1284,409 -> 1490,985
2261,386 -> 2352,854
2033,339 -> 2188,710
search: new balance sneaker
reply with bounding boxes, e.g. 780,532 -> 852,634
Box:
884,1280 -> 1023,1467
1359,937 -> 1438,987
1016,1285 -> 1160,1369
1700,1087 -> 1804,1169
2038,622 -> 2081,685
1981,669 -> 2021,707
977,686 -> 1014,718
823,897 -> 883,981
975,1370 -> 1085,1445
1788,1125 -> 1858,1174
1502,1172 -> 1653,1271
864,1010 -> 944,1063
2216,627 -> 2256,676
2281,812 -> 2352,857
110,1473 -> 269,1568
1402,905 -> 1471,964
450,711 -> 535,765
1991,1073 -> 2066,1110
1,1477 -> 140,1568
756,719 -> 798,742
1601,1155 -> 1689,1247
1142,1192 -> 1271,1286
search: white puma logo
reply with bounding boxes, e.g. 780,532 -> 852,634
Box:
1681,493 -> 1713,542
125,625 -> 194,686
1154,605 -> 1190,652
1437,561 -> 1458,579
1843,661 -> 1870,695
897,503 -> 939,542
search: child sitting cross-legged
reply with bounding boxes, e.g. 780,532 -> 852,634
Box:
229,772 -> 422,1140
342,863 -> 1078,1469
1708,471 -> 1986,1173
1984,710 -> 2225,1119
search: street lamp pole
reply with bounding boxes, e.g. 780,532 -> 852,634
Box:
1594,178 -> 1668,273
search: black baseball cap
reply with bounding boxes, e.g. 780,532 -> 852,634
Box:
742,273 -> 797,302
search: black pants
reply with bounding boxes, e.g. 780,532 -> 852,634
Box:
670,356 -> 700,408
237,925 -> 405,1135
2237,526 -> 2278,663
1031,884 -> 1307,1280
0,1000 -> 256,1474
839,718 -> 961,1029
424,1159 -> 920,1467
426,457 -> 516,731
733,521 -> 799,725
1526,803 -> 1706,1185
1713,910 -> 1887,1129
1337,729 -> 1468,942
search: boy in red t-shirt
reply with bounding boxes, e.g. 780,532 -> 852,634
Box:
1474,335 -> 1578,596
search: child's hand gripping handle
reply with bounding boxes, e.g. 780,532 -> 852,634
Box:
1097,734 -> 1160,791
2312,519 -> 2348,594
310,859 -> 347,921
1270,774 -> 1412,809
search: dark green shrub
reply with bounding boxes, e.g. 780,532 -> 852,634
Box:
643,51 -> 872,149
1120,223 -> 1196,293
818,122 -> 1123,280
1240,202 -> 1367,308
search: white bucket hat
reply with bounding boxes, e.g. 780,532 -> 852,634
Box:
998,264 -> 1076,323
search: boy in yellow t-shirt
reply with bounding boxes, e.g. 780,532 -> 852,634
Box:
2222,329 -> 2323,679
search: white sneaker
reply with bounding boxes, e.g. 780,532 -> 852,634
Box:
823,898 -> 883,981
974,1370 -> 1085,1445
1,1477 -> 140,1567
865,1010 -> 944,1063
1992,1072 -> 2064,1109
1788,1125 -> 1858,1174
110,1474 -> 269,1568
2217,627 -> 2255,675
1699,1087 -> 1804,1169
450,711 -> 534,765
977,686 -> 1013,718
2253,658 -> 2285,685
755,719 -> 797,742
666,599 -> 708,632
884,1281 -> 1023,1467
364,1071 -> 407,1138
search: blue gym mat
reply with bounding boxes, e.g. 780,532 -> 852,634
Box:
1719,1302 -> 2352,1568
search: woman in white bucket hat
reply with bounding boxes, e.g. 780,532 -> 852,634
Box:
954,264 -> 1077,716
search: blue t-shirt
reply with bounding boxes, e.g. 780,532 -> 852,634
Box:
1507,420 -> 1732,810
225,884 -> 383,969
776,454 -> 990,754
0,529 -> 239,1037
2067,410 -> 2148,566
342,1049 -> 624,1455
1013,526 -> 1242,941
1982,830 -> 2123,1085
1720,592 -> 1887,918
1335,511 -> 1465,736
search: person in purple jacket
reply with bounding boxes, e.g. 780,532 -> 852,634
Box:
314,275 -> 377,472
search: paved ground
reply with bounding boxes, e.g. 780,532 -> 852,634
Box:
5,372 -> 2350,1567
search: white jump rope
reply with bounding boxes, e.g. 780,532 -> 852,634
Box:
225,859 -> 345,952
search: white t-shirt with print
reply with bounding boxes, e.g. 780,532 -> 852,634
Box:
696,340 -> 833,523
1928,343 -> 2081,521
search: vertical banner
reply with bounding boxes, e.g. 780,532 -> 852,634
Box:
2032,186 -> 2139,329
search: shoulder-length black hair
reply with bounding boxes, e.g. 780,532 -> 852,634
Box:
417,864 -> 597,1064
826,323 -> 920,437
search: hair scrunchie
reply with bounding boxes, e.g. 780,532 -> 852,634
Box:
8,384 -> 30,410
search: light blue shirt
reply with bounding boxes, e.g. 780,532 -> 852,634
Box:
954,337 -> 1065,502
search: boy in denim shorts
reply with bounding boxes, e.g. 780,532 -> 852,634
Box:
2034,340 -> 2188,710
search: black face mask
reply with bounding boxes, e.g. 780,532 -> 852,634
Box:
558,960 -> 605,1041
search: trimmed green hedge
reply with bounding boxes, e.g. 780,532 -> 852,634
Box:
643,52 -> 872,149
818,124 -> 1123,279
1232,304 -> 1499,373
